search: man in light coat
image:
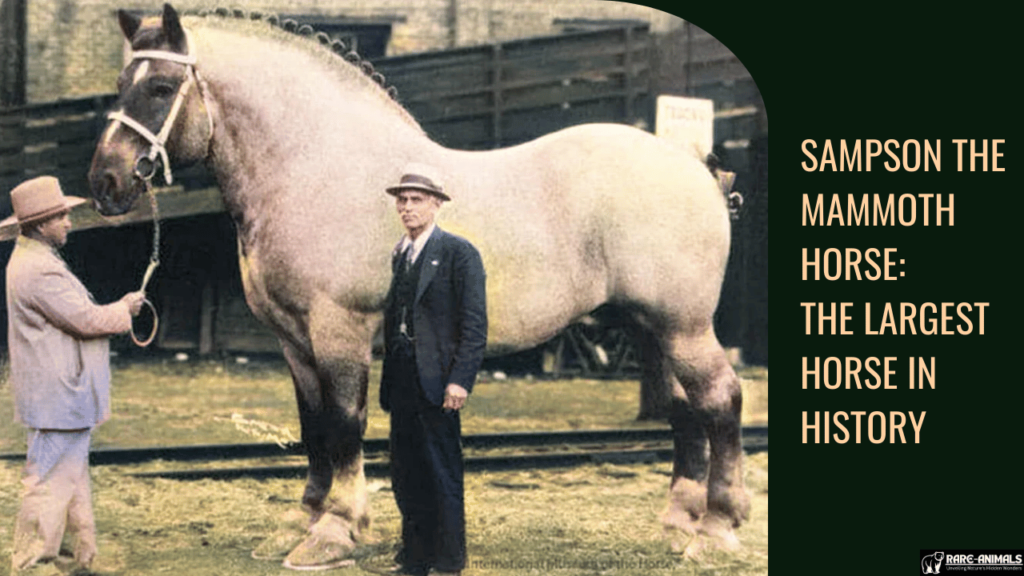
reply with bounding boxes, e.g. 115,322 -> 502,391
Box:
3,176 -> 144,573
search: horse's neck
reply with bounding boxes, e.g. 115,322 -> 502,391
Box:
194,27 -> 427,231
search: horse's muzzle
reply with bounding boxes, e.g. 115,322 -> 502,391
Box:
89,169 -> 139,215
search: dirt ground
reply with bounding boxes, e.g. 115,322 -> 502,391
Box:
0,358 -> 768,575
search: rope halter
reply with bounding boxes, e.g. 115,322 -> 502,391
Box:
106,31 -> 214,185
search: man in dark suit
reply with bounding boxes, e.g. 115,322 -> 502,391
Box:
380,163 -> 487,576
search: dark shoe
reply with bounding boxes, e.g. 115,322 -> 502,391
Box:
385,564 -> 429,576
429,570 -> 461,576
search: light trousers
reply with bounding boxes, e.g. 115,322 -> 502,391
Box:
11,428 -> 96,572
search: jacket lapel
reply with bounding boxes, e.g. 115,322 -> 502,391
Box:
415,227 -> 443,304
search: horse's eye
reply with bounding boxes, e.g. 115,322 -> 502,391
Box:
148,82 -> 175,98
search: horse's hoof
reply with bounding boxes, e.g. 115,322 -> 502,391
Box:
698,513 -> 742,551
282,513 -> 357,571
667,529 -> 698,556
665,477 -> 708,520
253,509 -> 309,561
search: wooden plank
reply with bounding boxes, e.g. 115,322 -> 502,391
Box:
399,61 -> 648,107
687,58 -> 752,86
17,95 -> 113,120
0,186 -> 225,242
24,117 -> 102,144
502,42 -> 649,72
714,113 -> 759,144
0,152 -> 27,176
413,81 -> 645,125
502,26 -> 646,58
501,98 -> 626,142
18,141 -> 97,172
420,116 -> 493,148
381,41 -> 649,88
685,36 -> 738,64
0,121 -> 26,148
375,49 -> 491,78
692,78 -> 762,109
381,30 -> 648,100
373,44 -> 492,71
404,91 -> 492,122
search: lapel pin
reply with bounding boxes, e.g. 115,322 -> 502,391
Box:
431,260 -> 439,266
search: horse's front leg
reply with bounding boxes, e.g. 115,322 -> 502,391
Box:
280,305 -> 375,570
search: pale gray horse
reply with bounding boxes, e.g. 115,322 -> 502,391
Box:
88,5 -> 749,568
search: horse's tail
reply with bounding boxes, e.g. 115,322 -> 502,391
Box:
705,152 -> 743,220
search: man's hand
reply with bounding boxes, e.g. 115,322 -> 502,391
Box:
121,291 -> 146,316
443,383 -> 469,411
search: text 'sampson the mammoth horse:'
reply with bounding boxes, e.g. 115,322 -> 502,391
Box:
89,4 -> 750,569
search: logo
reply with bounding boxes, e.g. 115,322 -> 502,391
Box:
922,550 -> 1024,574
922,552 -> 944,574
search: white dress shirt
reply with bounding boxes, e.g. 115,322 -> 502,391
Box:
398,222 -> 436,266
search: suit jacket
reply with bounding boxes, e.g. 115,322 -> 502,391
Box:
380,227 -> 487,411
6,236 -> 132,429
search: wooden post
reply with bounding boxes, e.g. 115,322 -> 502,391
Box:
623,27 -> 634,124
491,44 -> 503,148
0,0 -> 27,107
198,280 -> 215,355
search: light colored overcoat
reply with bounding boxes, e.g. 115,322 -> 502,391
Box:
6,236 -> 131,429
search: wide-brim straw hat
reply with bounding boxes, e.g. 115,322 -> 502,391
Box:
385,163 -> 451,201
1,176 -> 87,228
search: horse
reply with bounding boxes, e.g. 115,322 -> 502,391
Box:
88,4 -> 749,568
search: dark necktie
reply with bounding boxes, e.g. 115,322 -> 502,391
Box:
402,243 -> 414,273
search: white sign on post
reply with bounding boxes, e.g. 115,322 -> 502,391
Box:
655,95 -> 714,159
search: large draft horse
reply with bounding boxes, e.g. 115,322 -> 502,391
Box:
89,4 -> 749,568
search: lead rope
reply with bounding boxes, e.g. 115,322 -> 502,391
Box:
130,184 -> 161,347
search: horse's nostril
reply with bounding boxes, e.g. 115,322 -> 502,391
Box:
95,172 -> 117,202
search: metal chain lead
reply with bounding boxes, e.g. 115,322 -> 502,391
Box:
131,184 -> 161,347
140,185 -> 161,292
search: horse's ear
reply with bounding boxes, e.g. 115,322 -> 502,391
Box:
118,9 -> 141,40
161,3 -> 186,52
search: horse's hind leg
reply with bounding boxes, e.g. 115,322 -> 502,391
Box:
664,327 -> 749,553
634,321 -> 675,421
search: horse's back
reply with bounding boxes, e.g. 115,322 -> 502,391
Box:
437,123 -> 730,343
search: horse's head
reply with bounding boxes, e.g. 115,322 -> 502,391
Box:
89,3 -> 213,215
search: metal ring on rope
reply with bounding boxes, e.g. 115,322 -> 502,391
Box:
130,298 -> 159,347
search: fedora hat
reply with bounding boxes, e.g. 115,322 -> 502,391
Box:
385,163 -> 451,201
1,176 -> 87,227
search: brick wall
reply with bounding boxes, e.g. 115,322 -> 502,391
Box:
22,0 -> 686,103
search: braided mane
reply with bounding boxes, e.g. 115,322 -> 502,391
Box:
184,7 -> 420,130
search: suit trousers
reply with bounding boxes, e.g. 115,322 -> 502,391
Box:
12,428 -> 96,572
388,339 -> 466,573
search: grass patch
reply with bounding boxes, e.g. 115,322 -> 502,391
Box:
1,357 -> 768,453
0,453 -> 768,575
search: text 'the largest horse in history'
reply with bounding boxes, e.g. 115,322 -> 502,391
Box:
89,5 -> 749,569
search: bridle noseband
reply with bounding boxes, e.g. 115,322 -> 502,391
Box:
106,31 -> 214,185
